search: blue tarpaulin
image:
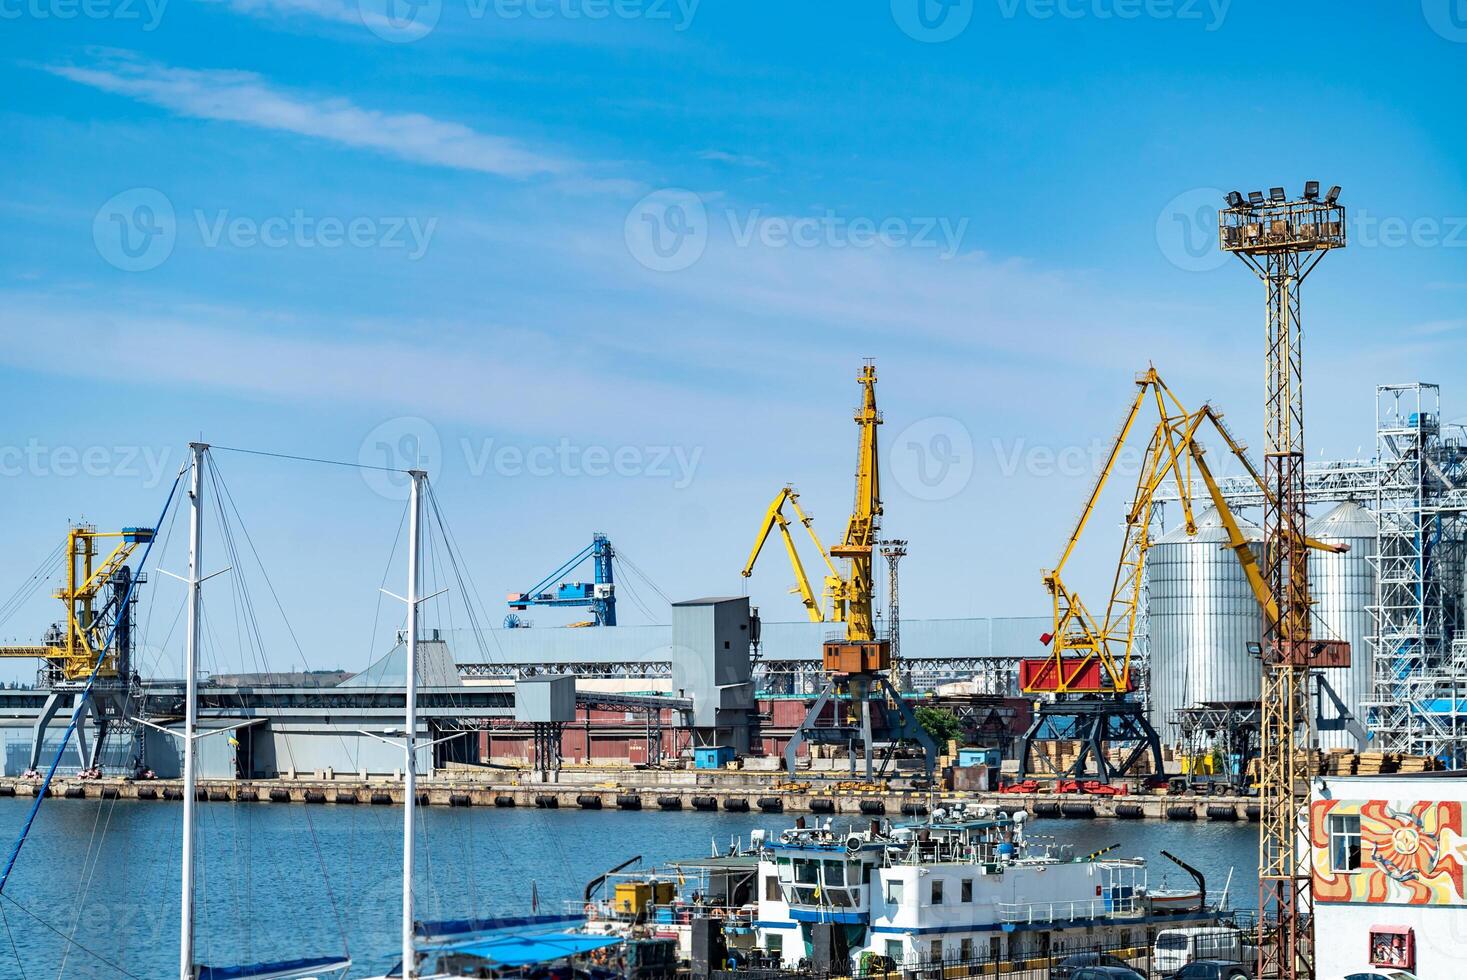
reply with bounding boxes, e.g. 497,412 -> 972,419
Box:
197,956 -> 351,980
443,932 -> 623,967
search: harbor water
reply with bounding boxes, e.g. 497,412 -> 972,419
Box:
0,799 -> 1258,978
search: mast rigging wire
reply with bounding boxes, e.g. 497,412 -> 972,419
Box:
0,468 -> 183,894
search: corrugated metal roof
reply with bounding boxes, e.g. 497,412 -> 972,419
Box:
1156,506 -> 1263,544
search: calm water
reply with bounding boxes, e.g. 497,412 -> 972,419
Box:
0,799 -> 1259,978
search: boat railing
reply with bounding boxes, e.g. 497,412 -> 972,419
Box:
995,894 -> 1138,924
576,898 -> 756,927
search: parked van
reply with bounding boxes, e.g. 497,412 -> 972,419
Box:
1153,927 -> 1246,976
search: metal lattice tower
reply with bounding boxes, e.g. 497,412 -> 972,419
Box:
1220,183 -> 1346,980
1365,384 -> 1467,761
879,539 -> 907,678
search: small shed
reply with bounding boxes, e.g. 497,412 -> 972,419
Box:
693,745 -> 735,770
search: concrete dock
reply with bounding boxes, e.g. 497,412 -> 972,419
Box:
0,771 -> 1258,822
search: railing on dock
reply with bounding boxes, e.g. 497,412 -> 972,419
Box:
714,936 -> 1157,980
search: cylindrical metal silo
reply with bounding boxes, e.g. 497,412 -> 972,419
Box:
1146,508 -> 1265,745
1307,501 -> 1377,751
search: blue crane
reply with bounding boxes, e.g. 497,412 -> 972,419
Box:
506,533 -> 617,627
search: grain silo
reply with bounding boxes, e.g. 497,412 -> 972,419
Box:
1146,508 -> 1265,744
1307,501 -> 1377,750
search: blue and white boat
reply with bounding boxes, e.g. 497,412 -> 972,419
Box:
753,802 -> 1222,973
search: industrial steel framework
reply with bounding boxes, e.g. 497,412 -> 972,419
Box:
1220,182 -> 1346,980
879,540 -> 907,688
1364,384 -> 1467,761
1153,382 -> 1467,764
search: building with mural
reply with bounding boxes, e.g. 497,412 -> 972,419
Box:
1310,772 -> 1467,977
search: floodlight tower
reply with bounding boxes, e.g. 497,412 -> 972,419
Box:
879,539 -> 908,686
1219,182 -> 1347,980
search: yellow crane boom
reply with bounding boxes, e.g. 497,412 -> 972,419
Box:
1027,368 -> 1344,696
741,486 -> 843,623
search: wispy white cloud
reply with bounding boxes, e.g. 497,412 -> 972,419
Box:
46,52 -> 574,180
0,294 -> 780,443
697,149 -> 773,171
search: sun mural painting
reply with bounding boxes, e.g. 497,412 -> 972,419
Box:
1311,799 -> 1467,905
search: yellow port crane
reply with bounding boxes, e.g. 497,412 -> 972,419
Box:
1017,368 -> 1345,782
0,525 -> 155,683
828,360 -> 883,645
741,486 -> 845,624
754,361 -> 933,778
741,363 -> 885,642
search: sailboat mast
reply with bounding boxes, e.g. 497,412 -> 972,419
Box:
403,469 -> 425,980
180,442 -> 206,980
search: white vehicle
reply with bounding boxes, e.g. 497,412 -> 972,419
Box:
1153,926 -> 1246,976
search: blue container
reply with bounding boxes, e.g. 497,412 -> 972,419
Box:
693,746 -> 735,770
957,747 -> 999,768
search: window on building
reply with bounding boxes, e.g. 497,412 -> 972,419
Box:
885,940 -> 904,964
764,875 -> 780,901
768,935 -> 783,955
928,940 -> 943,963
961,879 -> 973,902
1329,813 -> 1363,871
886,880 -> 904,906
959,938 -> 973,961
930,879 -> 944,905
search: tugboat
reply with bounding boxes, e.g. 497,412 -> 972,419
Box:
752,802 -> 1226,973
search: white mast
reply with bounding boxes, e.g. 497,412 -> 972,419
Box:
180,442 -> 206,980
403,469 -> 425,980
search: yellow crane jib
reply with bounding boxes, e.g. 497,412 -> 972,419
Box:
0,526 -> 155,683
1021,368 -> 1346,697
742,485 -> 844,623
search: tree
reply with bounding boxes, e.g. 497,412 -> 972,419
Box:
914,706 -> 963,749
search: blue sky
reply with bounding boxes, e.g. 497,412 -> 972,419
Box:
1,1 -> 1465,681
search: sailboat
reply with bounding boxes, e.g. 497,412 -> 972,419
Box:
172,443 -> 351,980
365,470 -> 626,980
